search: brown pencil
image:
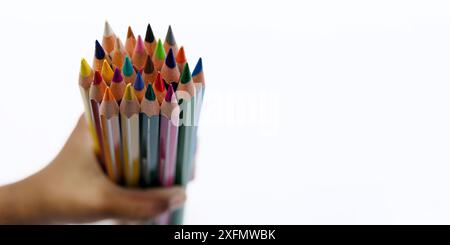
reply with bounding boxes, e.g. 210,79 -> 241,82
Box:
125,26 -> 136,58
142,55 -> 157,86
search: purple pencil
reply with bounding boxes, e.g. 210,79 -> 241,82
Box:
158,84 -> 180,186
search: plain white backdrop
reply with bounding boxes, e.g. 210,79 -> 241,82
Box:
1,0 -> 450,224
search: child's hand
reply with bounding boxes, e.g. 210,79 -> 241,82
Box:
0,115 -> 186,224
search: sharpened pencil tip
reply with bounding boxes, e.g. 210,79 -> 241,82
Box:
95,40 -> 105,59
80,58 -> 91,77
103,87 -> 114,101
104,20 -> 114,36
180,63 -> 191,84
165,84 -> 175,102
101,60 -> 113,80
145,83 -> 156,101
123,83 -> 134,100
135,35 -> 145,53
176,46 -> 186,63
165,48 -> 176,68
122,56 -> 134,77
154,72 -> 165,92
127,26 -> 135,39
145,23 -> 155,43
93,71 -> 103,85
112,68 -> 123,83
144,55 -> 154,73
155,39 -> 165,60
192,57 -> 203,76
134,72 -> 145,91
165,25 -> 176,45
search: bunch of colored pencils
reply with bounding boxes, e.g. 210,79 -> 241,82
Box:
78,21 -> 205,224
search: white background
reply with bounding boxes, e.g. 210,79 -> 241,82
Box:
0,0 -> 450,224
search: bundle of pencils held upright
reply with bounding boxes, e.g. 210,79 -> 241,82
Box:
78,21 -> 205,225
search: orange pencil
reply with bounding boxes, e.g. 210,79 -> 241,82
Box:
176,46 -> 187,73
132,35 -> 148,71
102,21 -> 116,54
125,26 -> 136,58
100,87 -> 123,183
111,37 -> 127,70
142,55 -> 157,86
153,72 -> 166,105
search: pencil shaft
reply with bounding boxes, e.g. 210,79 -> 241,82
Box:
159,115 -> 178,186
80,86 -> 99,154
141,114 -> 160,186
90,100 -> 105,165
101,115 -> 122,183
121,114 -> 140,186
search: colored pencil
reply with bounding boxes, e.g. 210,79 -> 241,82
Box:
125,26 -> 136,58
142,55 -> 157,86
120,84 -> 141,187
102,21 -> 116,54
152,39 -> 165,71
89,71 -> 108,167
175,63 -> 196,186
153,72 -> 166,105
133,72 -> 145,102
191,58 -> 205,181
111,37 -> 127,70
122,55 -> 136,84
93,40 -> 107,72
101,59 -> 114,86
100,87 -> 123,183
164,25 -> 178,56
176,46 -> 187,73
132,35 -> 147,71
161,48 -> 180,87
140,84 -> 160,186
159,84 -> 179,187
144,23 -> 156,56
79,58 -> 99,155
110,67 -> 126,103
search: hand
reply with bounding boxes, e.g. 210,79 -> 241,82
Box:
0,115 -> 186,224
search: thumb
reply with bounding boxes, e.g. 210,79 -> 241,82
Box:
105,185 -> 186,220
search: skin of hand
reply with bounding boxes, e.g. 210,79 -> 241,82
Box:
0,115 -> 186,224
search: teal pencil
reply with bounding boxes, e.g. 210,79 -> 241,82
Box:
140,84 -> 160,186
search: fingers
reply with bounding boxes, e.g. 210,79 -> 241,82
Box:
104,185 -> 186,220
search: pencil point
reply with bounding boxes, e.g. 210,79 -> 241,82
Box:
114,37 -> 123,50
155,39 -> 165,60
154,72 -> 165,92
134,72 -> 145,91
95,40 -> 105,59
123,83 -> 134,100
144,55 -> 154,73
176,46 -> 186,63
80,58 -> 91,77
103,87 -> 114,101
93,71 -> 103,85
165,48 -> 176,68
104,20 -> 114,36
135,35 -> 145,53
123,56 -> 134,77
101,60 -> 113,80
192,57 -> 203,76
112,68 -> 123,83
165,25 -> 176,45
145,83 -> 156,101
180,63 -> 191,84
145,23 -> 155,43
127,26 -> 135,39
165,84 -> 175,102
